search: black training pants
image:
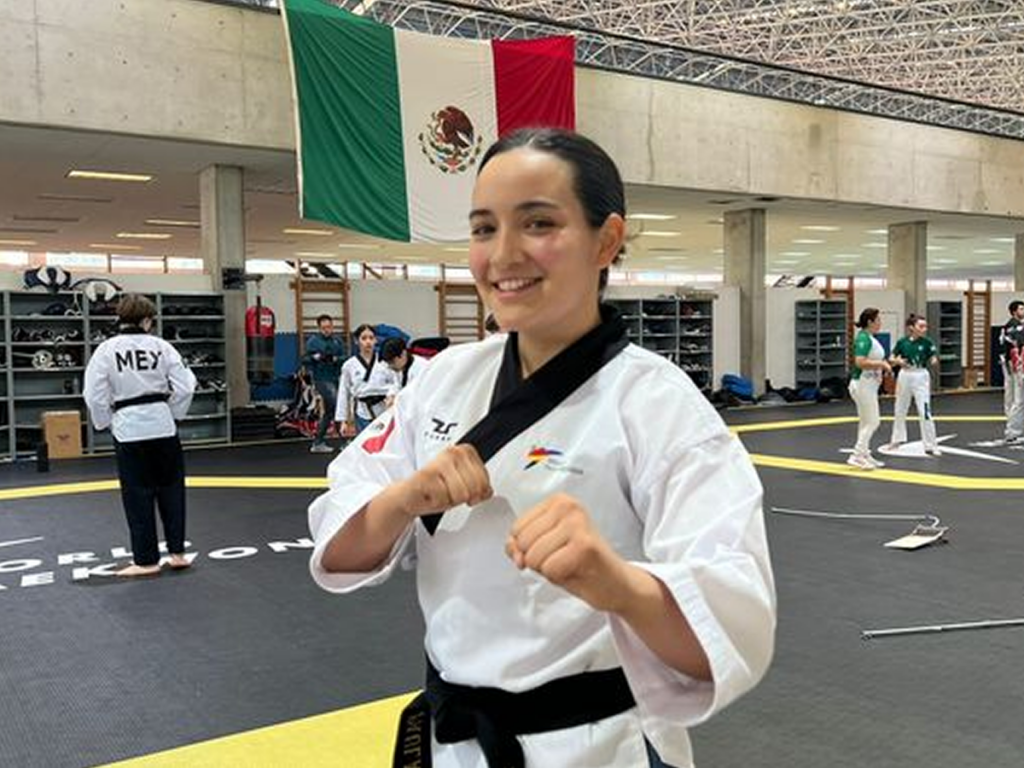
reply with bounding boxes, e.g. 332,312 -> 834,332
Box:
113,435 -> 186,566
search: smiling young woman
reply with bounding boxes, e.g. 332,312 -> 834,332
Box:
307,128 -> 776,768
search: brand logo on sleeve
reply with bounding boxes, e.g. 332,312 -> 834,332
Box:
424,418 -> 459,443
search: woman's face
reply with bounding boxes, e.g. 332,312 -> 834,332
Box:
358,329 -> 376,355
869,316 -> 882,333
468,147 -> 622,344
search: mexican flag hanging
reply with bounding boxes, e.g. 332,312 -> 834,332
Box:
281,0 -> 576,243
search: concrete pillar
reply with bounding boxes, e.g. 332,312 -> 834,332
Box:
1015,234 -> 1024,292
723,209 -> 766,395
887,222 -> 928,317
200,165 -> 247,409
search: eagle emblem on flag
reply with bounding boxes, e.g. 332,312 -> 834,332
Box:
418,105 -> 484,175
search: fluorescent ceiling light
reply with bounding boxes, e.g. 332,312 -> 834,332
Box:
932,258 -> 958,264
295,251 -> 335,258
990,237 -> 1015,243
831,253 -> 862,259
444,247 -> 470,253
973,248 -> 1001,254
792,239 -> 824,244
655,256 -> 688,261
38,193 -> 113,203
0,239 -> 38,246
926,245 -> 946,251
801,225 -> 840,232
980,260 -> 1007,266
67,170 -> 153,182
779,251 -> 811,257
774,259 -> 800,265
640,231 -> 683,237
865,228 -> 888,235
145,218 -> 200,228
116,232 -> 172,240
13,215 -> 80,223
862,242 -> 887,249
89,243 -> 141,250
337,243 -> 381,250
283,227 -> 333,236
628,213 -> 676,221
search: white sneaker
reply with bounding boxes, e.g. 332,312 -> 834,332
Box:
865,455 -> 885,468
925,447 -> 942,456
846,454 -> 874,470
309,442 -> 334,454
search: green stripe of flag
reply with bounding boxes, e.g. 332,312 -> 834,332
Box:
283,0 -> 410,241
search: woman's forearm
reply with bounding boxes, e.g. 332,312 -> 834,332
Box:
611,565 -> 712,681
320,483 -> 414,573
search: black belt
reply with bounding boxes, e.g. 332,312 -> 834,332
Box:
358,394 -> 387,407
113,392 -> 170,411
393,659 -> 636,768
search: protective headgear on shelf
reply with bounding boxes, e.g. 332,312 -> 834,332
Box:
23,266 -> 72,294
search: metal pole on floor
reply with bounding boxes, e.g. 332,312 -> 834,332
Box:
862,618 -> 1024,640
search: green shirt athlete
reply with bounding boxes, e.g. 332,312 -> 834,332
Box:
851,329 -> 885,380
892,335 -> 937,369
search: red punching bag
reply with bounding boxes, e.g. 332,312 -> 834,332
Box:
246,295 -> 276,383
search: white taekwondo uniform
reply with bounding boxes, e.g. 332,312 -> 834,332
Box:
387,354 -> 429,396
309,331 -> 775,768
336,353 -> 398,423
84,328 -> 196,441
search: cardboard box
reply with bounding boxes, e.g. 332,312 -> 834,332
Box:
43,411 -> 83,459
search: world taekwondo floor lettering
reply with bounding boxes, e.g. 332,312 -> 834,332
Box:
0,537 -> 314,594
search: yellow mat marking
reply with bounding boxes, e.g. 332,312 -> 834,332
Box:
732,415 -> 1002,434
92,692 -> 417,768
750,453 -> 1024,490
0,476 -> 327,502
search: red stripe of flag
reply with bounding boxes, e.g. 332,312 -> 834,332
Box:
492,36 -> 575,137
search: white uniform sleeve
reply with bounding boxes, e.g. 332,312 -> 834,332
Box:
335,362 -> 352,422
611,429 -> 775,758
83,347 -> 113,431
308,392 -> 419,593
165,343 -> 197,420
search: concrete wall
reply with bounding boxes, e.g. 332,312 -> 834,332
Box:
0,0 -> 293,149
5,0 -> 1024,218
582,71 -> 1024,217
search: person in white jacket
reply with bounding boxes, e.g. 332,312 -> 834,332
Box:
84,294 -> 197,577
308,129 -> 775,768
380,336 -> 429,406
335,324 -> 396,437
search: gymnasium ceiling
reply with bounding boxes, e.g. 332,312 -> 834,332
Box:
1,121 -> 1020,281
4,1 -> 1024,282
463,0 -> 1024,114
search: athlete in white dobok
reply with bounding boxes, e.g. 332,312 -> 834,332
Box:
335,324 -> 396,438
308,129 -> 775,768
84,294 -> 196,577
886,313 -> 940,456
847,308 -> 891,470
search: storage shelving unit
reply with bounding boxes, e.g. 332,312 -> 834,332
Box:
926,300 -> 963,390
607,296 -> 714,393
795,299 -> 849,388
2,290 -> 229,459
